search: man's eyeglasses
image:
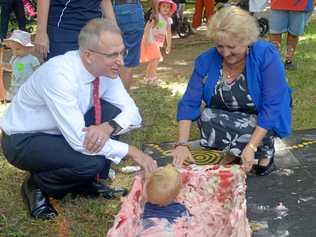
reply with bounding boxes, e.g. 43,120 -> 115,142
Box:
89,48 -> 128,59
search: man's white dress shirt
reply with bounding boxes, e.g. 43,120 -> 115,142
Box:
0,51 -> 142,164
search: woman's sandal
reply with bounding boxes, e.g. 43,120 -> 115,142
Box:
256,158 -> 276,176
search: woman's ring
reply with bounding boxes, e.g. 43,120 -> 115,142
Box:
97,138 -> 102,143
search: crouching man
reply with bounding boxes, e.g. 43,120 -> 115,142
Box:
0,18 -> 157,220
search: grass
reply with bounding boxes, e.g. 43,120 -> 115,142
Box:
1,15 -> 316,237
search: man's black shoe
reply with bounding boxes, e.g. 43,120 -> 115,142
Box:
90,182 -> 128,199
21,177 -> 58,220
73,182 -> 128,199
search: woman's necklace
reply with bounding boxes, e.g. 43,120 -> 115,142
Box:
222,59 -> 245,85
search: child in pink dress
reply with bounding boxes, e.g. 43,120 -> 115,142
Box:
140,0 -> 177,84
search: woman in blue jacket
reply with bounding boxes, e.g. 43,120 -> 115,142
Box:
172,6 -> 292,176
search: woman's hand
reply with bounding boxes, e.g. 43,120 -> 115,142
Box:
172,145 -> 195,167
241,145 -> 255,172
128,146 -> 158,174
35,31 -> 49,60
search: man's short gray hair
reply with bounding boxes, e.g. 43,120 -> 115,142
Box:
78,18 -> 121,51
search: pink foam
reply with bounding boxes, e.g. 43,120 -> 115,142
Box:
107,165 -> 251,237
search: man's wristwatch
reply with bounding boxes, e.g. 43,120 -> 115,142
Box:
108,120 -> 122,135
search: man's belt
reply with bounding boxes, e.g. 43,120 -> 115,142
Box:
112,0 -> 139,5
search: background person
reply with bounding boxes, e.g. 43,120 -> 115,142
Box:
3,30 -> 40,100
140,0 -> 176,85
191,0 -> 214,33
113,0 -> 158,90
0,19 -> 157,220
269,0 -> 314,70
0,0 -> 27,41
35,0 -> 117,60
172,6 -> 292,176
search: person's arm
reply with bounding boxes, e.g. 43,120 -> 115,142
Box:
100,0 -> 117,24
128,145 -> 158,174
100,76 -> 142,135
172,120 -> 195,167
172,52 -> 212,166
149,0 -> 159,23
241,126 -> 267,172
35,0 -> 50,60
165,24 -> 172,54
143,20 -> 154,43
2,62 -> 12,72
241,44 -> 290,172
31,55 -> 41,71
37,66 -> 131,164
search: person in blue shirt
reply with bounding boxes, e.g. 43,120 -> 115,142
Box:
0,0 -> 27,41
34,0 -> 117,60
112,0 -> 158,89
172,6 -> 292,176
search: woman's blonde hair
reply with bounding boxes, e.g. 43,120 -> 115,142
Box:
207,6 -> 259,46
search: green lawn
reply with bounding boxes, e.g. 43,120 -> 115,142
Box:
0,17 -> 315,237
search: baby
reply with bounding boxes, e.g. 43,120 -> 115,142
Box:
143,165 -> 188,224
3,30 -> 40,100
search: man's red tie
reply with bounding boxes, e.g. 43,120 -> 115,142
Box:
93,77 -> 101,125
93,77 -> 101,182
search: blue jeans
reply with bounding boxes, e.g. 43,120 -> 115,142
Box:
269,10 -> 308,36
114,3 -> 144,67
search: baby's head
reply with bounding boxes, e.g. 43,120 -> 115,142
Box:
158,0 -> 177,17
144,165 -> 182,206
4,30 -> 34,57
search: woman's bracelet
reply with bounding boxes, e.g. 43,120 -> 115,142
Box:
173,141 -> 190,149
247,143 -> 258,152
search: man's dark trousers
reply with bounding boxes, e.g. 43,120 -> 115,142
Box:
1,101 -> 121,198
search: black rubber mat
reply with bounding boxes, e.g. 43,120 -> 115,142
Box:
247,129 -> 316,237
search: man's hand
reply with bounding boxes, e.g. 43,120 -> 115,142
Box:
172,145 -> 195,167
241,145 -> 255,172
83,122 -> 114,153
128,146 -> 157,174
35,31 -> 49,60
